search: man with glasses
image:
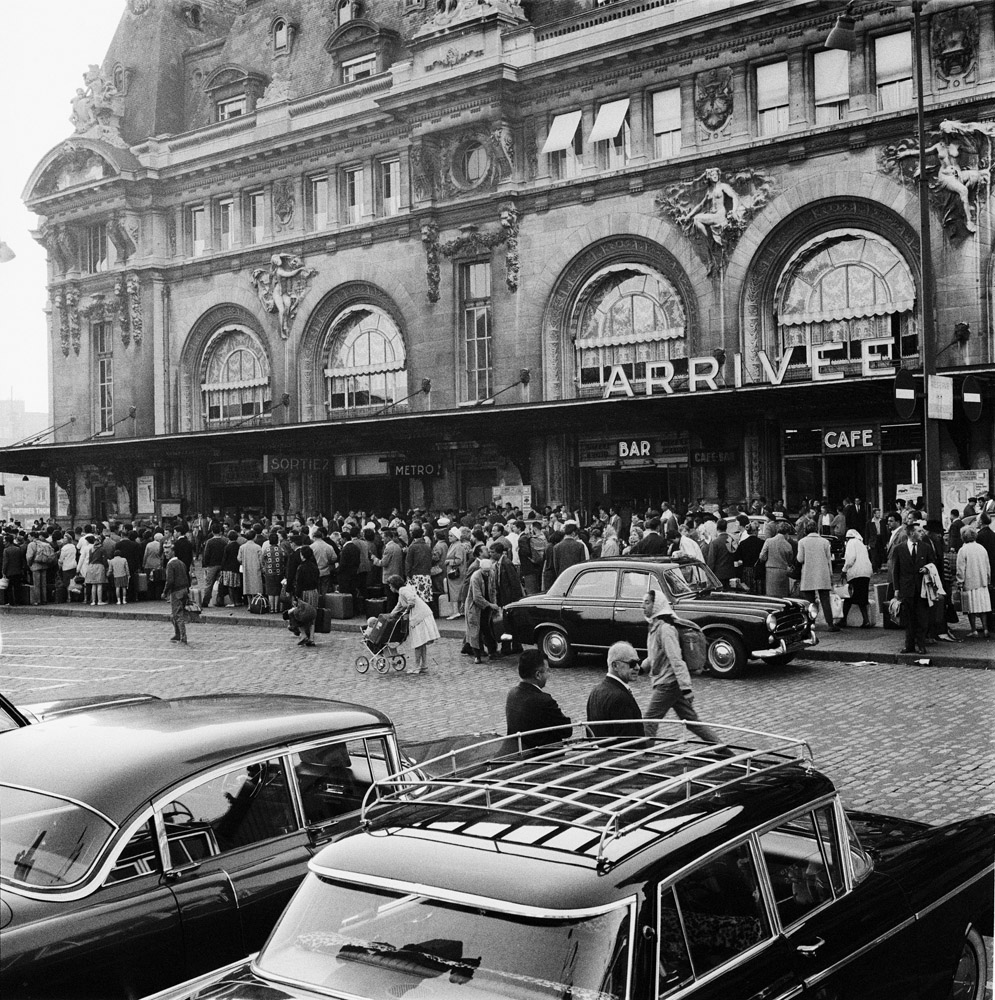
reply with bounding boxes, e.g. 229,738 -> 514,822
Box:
586,641 -> 645,738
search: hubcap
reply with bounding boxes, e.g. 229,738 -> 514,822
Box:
951,940 -> 980,1000
543,632 -> 567,659
709,639 -> 736,671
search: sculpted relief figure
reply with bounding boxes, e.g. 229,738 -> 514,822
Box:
690,168 -> 741,247
251,252 -> 318,340
69,64 -> 126,145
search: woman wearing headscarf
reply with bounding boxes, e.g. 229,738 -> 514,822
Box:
464,545 -> 500,663
143,532 -> 163,586
956,526 -> 991,638
404,524 -> 434,606
82,534 -> 107,606
261,531 -> 286,613
840,528 -> 873,627
387,573 -> 440,674
599,524 -> 621,559
430,528 -> 449,617
446,526 -> 474,618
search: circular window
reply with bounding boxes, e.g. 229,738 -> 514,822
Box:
461,142 -> 489,187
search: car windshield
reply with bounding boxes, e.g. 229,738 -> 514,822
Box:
0,785 -> 115,888
661,562 -> 719,595
257,875 -> 632,1000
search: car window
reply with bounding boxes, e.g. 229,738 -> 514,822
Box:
292,736 -> 392,827
674,562 -> 717,592
105,818 -> 160,885
758,806 -> 842,928
660,566 -> 694,596
844,813 -> 873,883
658,841 -> 772,993
566,569 -> 617,600
161,757 -> 296,865
619,571 -> 654,601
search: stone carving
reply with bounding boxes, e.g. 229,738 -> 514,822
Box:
273,178 -> 296,230
70,65 -> 127,148
114,276 -> 131,347
80,293 -> 107,323
109,214 -> 138,262
932,7 -> 977,90
694,68 -> 733,136
53,290 -> 70,357
656,166 -> 776,275
417,0 -> 526,36
259,73 -> 292,107
43,224 -> 79,273
420,220 -> 441,302
882,120 -> 995,237
251,252 -> 317,339
425,47 -> 484,72
410,122 -> 516,202
410,142 -> 439,201
500,202 -> 520,293
167,217 -> 177,257
65,284 -> 82,356
127,0 -> 152,13
126,272 -> 144,346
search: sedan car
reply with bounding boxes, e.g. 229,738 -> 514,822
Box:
143,722 -> 993,1000
0,694 -> 406,1000
503,555 -> 818,676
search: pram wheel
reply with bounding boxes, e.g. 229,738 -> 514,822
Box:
355,655 -> 370,674
373,654 -> 390,673
390,654 -> 406,672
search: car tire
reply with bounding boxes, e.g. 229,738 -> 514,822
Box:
705,630 -> 746,678
766,653 -> 796,667
950,925 -> 987,1000
540,628 -> 575,668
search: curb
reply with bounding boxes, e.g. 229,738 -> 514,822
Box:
3,606 -> 990,670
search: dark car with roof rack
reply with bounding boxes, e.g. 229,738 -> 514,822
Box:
144,721 -> 993,1000
0,694 -> 407,999
501,554 -> 818,677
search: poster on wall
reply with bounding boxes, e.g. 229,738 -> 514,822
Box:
492,485 -> 533,513
56,487 -> 69,518
895,484 -> 923,507
136,476 -> 155,515
941,470 -> 991,528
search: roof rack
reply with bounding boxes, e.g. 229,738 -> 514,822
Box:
362,721 -> 812,868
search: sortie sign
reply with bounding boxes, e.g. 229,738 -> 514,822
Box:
263,455 -> 331,473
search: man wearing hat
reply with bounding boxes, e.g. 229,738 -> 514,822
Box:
640,590 -> 718,742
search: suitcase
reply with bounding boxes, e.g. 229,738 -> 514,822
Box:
69,586 -> 85,603
188,587 -> 203,606
364,597 -> 388,618
325,592 -> 354,619
53,586 -> 68,604
366,584 -> 385,600
314,606 -> 332,633
320,593 -> 336,612
21,584 -> 34,605
136,573 -> 149,599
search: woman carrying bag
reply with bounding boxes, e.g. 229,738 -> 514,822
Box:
839,528 -> 873,627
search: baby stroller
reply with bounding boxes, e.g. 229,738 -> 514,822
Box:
355,610 -> 410,673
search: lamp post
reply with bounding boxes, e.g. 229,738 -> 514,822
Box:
826,1 -> 942,519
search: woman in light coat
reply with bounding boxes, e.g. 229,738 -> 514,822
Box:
840,528 -> 873,627
796,525 -> 838,630
955,526 -> 991,637
387,573 -> 440,674
237,530 -> 264,599
445,528 -> 473,618
463,548 -> 499,663
758,523 -> 795,598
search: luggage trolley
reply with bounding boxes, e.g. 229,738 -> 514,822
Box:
355,611 -> 409,673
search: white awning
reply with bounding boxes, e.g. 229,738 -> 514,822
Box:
325,358 -> 405,379
575,327 -> 685,349
589,99 -> 630,144
540,111 -> 582,155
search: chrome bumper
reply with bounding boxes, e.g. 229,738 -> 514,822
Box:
751,634 -> 818,659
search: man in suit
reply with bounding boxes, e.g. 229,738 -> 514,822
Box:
551,521 -> 587,578
631,517 -> 668,555
893,523 -> 935,654
586,641 -> 645,738
705,519 -> 736,589
490,541 -> 524,656
506,649 -> 571,750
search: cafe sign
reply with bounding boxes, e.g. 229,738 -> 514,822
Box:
821,425 -> 879,453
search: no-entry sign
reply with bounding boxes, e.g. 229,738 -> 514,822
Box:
894,369 -> 916,420
962,375 -> 982,422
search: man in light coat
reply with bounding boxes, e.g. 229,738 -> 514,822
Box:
797,524 -> 838,631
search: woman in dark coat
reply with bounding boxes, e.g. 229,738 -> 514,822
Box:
294,545 -> 321,608
733,522 -> 763,593
404,524 -> 434,605
220,530 -> 243,607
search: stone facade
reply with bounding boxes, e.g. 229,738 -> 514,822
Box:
9,0 -> 995,522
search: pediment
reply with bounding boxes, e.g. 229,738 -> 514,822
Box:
24,138 -> 140,202
204,63 -> 268,94
324,19 -> 398,54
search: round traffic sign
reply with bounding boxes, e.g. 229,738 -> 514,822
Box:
962,375 -> 982,422
894,369 -> 916,420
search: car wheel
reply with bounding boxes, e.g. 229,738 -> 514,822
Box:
950,925 -> 987,1000
540,628 -> 575,668
766,653 -> 796,667
705,630 -> 746,678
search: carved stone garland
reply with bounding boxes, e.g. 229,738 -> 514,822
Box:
126,272 -> 143,346
64,284 -> 82,356
53,290 -> 69,357
114,276 -> 131,346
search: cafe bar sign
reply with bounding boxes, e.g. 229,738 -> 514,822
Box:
821,425 -> 879,452
601,339 -> 896,399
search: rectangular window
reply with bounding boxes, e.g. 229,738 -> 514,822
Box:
460,262 -> 492,402
757,60 -> 789,136
652,87 -> 682,160
96,323 -> 114,434
85,223 -> 108,273
543,110 -> 583,180
248,191 -> 265,243
343,167 -> 364,225
377,159 -> 401,217
190,206 -> 207,256
591,99 -> 630,170
814,49 -> 850,124
342,54 -> 377,83
875,32 -> 913,111
217,95 -> 247,121
216,198 -> 233,250
309,176 -> 329,231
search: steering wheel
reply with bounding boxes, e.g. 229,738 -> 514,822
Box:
162,803 -> 194,825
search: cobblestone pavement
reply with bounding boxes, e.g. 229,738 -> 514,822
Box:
2,615 -> 992,828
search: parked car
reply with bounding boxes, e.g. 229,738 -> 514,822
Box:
502,555 -> 818,676
0,694 -> 406,1000
143,722 -> 993,1000
0,692 -> 160,731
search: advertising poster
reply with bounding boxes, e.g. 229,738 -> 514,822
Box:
136,475 -> 155,515
941,470 -> 991,528
492,485 -> 533,512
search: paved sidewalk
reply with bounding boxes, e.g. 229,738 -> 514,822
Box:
4,599 -> 991,669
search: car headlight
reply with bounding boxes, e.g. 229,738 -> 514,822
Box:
766,613 -> 778,632
808,602 -> 819,621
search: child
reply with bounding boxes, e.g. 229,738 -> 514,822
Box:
109,552 -> 130,605
362,616 -> 378,639
284,599 -> 317,646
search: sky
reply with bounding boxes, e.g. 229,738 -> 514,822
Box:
0,3 -> 124,416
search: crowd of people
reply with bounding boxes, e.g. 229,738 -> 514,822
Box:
2,487 -> 993,659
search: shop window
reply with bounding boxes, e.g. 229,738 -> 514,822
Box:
814,49 -> 850,124
756,61 -> 789,137
200,327 -> 271,427
875,32 -> 913,111
217,95 -> 247,121
460,262 -> 492,402
84,222 -> 109,273
572,263 -> 687,395
775,229 -> 917,370
377,158 -> 401,217
323,305 -> 406,411
543,110 -> 583,180
341,166 -> 364,225
652,87 -> 682,160
94,322 -> 113,434
591,99 -> 630,171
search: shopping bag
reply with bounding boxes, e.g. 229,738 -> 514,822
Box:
828,592 -> 844,621
833,582 -> 850,600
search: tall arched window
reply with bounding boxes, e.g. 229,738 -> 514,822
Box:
200,327 -> 270,426
775,229 -> 917,365
572,263 -> 686,393
323,305 -> 406,410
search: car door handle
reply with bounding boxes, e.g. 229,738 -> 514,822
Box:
163,861 -> 202,881
796,936 -> 825,957
561,606 -> 574,612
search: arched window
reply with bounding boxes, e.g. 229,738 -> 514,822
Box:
273,18 -> 289,51
775,229 -> 918,365
323,306 -> 406,410
200,327 -> 270,426
572,263 -> 686,392
337,1 -> 355,26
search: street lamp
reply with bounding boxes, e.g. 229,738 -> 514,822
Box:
827,0 -> 944,519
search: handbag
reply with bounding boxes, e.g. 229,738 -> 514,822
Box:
248,594 -> 269,615
787,559 -> 801,580
0,578 -> 7,591
184,600 -> 202,616
74,573 -> 85,585
833,582 -> 850,600
447,566 -> 460,580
